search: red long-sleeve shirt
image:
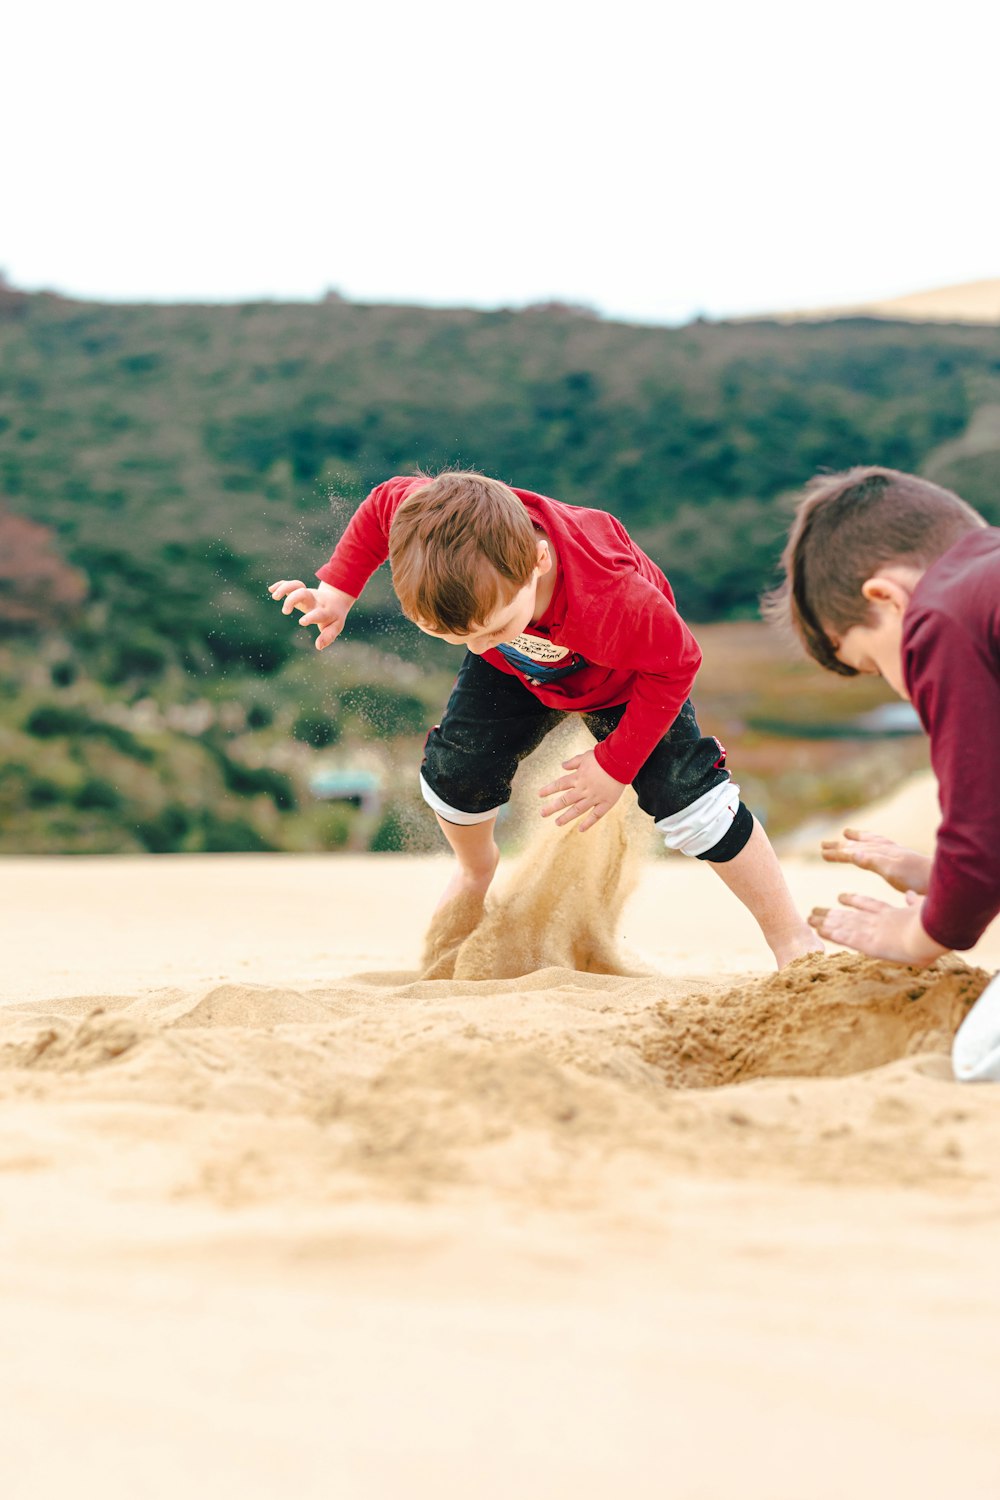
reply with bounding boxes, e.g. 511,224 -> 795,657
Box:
902,528 -> 1000,950
316,476 -> 702,785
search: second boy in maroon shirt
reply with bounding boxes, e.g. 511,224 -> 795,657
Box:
768,463 -> 1000,1080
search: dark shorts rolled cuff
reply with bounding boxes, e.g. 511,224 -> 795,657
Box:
695,800 -> 754,863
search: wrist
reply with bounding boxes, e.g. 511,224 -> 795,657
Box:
318,582 -> 356,610
591,741 -> 630,786
907,908 -> 948,966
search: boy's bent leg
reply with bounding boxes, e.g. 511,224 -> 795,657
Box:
587,700 -> 820,969
705,815 -> 822,968
430,812 -> 501,911
421,653 -> 563,909
419,776 -> 501,908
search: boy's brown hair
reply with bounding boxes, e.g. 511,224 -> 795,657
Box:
389,471 -> 539,633
765,465 -> 985,675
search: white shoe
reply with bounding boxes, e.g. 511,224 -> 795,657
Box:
952,974 -> 1000,1082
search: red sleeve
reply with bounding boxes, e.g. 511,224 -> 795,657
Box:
315,476 -> 423,597
905,608 -> 1000,950
582,575 -> 703,784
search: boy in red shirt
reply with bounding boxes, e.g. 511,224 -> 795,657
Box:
271,471 -> 819,967
767,464 -> 1000,1080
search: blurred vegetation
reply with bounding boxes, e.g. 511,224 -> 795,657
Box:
0,284 -> 994,851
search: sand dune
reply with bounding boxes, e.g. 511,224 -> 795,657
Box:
3,776 -> 1000,1499
760,276 -> 1000,325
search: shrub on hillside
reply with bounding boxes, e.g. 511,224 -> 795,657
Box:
24,705 -> 155,761
292,710 -> 340,748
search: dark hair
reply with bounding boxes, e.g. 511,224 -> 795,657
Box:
389,471 -> 538,633
764,466 -> 984,674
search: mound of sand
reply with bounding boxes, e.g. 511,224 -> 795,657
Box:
0,943 -> 993,1210
1,799 -> 994,1210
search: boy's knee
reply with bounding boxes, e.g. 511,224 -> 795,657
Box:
419,773 -> 501,826
655,782 -> 753,861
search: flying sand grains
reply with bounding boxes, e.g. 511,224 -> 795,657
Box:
421,793 -> 648,982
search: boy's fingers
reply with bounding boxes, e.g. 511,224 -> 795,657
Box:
838,891 -> 885,913
560,801 -> 602,827
538,775 -> 575,799
281,588 -> 313,614
543,790 -> 582,820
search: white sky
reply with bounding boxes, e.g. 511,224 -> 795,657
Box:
4,0 -> 997,324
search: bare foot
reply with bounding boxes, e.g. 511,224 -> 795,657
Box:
771,927 -> 825,970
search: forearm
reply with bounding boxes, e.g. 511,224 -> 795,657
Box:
898,906 -> 950,965
921,865 -> 1000,951
592,677 -> 697,784
316,477 -> 415,595
316,528 -> 386,597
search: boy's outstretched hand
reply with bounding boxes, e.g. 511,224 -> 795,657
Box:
820,827 -> 932,895
268,580 -> 356,650
808,890 -> 947,966
538,750 -> 626,834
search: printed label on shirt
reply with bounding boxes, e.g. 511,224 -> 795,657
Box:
503,633 -> 572,663
495,633 -> 590,686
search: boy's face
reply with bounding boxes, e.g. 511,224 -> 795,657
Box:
417,540 -> 552,654
831,573 -> 917,698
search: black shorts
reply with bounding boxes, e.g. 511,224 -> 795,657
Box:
420,653 -> 753,862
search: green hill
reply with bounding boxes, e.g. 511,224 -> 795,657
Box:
0,286 -> 996,852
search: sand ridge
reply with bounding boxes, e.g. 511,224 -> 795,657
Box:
1,939 -> 993,1212
1,786 -> 995,1214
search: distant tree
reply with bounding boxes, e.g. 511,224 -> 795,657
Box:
0,269 -> 29,317
0,505 -> 87,630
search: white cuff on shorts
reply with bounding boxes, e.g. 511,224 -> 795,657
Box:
952,973 -> 1000,1082
419,774 -> 501,826
655,779 -> 742,857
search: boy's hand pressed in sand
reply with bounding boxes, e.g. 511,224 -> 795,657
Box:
268,580 -> 356,650
808,889 -> 946,967
538,749 -> 627,833
819,828 -> 932,896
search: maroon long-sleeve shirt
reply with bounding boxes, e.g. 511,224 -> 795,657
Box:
315,476 -> 702,785
902,528 -> 1000,950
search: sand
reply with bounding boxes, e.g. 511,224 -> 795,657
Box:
762,276 -> 1000,325
3,779 -> 1000,1500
